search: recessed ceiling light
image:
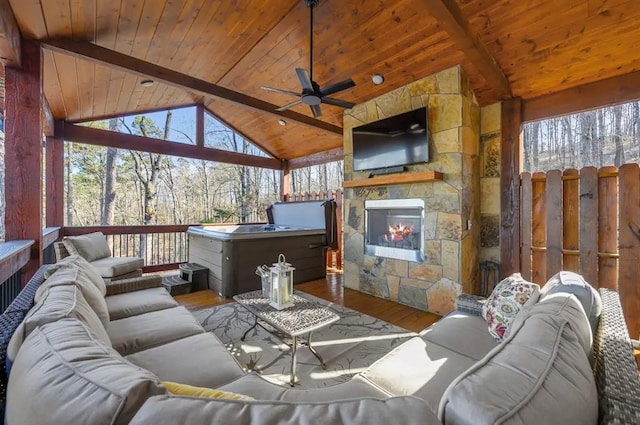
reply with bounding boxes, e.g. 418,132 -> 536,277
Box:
278,119 -> 287,126
371,74 -> 384,85
140,79 -> 155,87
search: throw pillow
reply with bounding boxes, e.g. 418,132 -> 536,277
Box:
162,381 -> 255,401
481,273 -> 540,341
541,271 -> 601,334
46,254 -> 107,295
63,232 -> 112,262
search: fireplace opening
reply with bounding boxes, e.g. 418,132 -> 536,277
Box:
365,199 -> 424,262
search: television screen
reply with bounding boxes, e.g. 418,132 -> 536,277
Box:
352,107 -> 429,172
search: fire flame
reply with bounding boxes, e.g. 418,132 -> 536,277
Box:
384,223 -> 414,242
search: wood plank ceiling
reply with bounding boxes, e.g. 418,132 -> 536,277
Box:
5,0 -> 640,160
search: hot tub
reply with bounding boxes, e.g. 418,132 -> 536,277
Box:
187,200 -> 335,297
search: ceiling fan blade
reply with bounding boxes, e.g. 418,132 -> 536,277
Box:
320,78 -> 355,97
261,86 -> 300,97
321,97 -> 355,109
276,99 -> 303,111
295,68 -> 314,92
310,104 -> 323,118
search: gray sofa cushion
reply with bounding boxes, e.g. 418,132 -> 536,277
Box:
219,372 -> 389,402
92,256 -> 144,278
129,394 -> 441,425
106,287 -> 178,320
357,336 -> 476,413
421,312 -> 498,361
541,271 -> 601,333
107,306 -> 204,355
8,273 -> 111,363
46,254 -> 107,295
37,265 -> 110,326
6,319 -> 166,425
63,231 -> 112,262
438,299 -> 598,425
126,333 -> 244,388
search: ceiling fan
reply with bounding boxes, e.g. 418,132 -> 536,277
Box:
261,0 -> 356,118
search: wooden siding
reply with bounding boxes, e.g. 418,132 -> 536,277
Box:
520,164 -> 640,339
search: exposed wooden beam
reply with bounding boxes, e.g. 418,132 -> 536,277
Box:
195,103 -> 205,148
0,0 -> 21,68
280,160 -> 290,201
424,0 -> 511,99
500,98 -> 522,279
57,121 -> 283,170
522,70 -> 640,123
45,136 -> 64,227
288,147 -> 344,170
42,39 -> 342,136
42,95 -> 55,136
4,39 -> 43,282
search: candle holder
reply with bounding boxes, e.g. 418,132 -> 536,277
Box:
269,254 -> 295,310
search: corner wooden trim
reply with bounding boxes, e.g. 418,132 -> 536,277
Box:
342,171 -> 443,188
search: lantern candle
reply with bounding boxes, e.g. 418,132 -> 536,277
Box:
269,254 -> 295,310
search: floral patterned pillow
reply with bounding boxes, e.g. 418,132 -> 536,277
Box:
481,273 -> 540,341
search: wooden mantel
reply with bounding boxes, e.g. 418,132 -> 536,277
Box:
342,171 -> 444,188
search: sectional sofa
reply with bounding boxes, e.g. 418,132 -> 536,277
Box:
1,255 -> 639,424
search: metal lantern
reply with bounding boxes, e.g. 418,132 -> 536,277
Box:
269,254 -> 295,310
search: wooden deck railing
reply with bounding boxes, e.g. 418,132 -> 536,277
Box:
520,163 -> 640,340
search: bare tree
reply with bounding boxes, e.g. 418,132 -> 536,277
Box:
101,119 -> 118,225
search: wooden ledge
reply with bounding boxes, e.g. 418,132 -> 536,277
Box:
342,171 -> 444,188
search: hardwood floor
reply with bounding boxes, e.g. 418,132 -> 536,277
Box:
175,272 -> 441,332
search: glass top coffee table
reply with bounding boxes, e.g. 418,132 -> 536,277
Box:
233,290 -> 340,386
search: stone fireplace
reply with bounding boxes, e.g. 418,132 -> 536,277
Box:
365,199 -> 425,262
342,66 -> 481,315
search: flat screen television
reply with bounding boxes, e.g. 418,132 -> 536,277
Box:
352,107 -> 429,172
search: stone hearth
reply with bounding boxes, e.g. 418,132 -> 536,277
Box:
342,66 -> 480,315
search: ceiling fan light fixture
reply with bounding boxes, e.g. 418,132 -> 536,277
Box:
371,74 -> 384,85
278,119 -> 287,126
140,79 -> 155,87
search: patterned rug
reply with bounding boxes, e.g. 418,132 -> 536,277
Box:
192,291 -> 416,389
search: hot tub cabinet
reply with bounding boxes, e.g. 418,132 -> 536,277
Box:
187,224 -> 327,297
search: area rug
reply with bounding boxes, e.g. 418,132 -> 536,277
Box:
192,291 -> 417,389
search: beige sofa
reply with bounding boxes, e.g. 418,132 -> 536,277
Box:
2,256 -> 640,424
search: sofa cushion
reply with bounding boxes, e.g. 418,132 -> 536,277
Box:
219,372 -> 389,402
37,265 -> 110,326
438,304 -> 598,425
91,256 -> 144,278
107,306 -> 204,355
107,287 -> 178,320
481,273 -> 540,341
126,333 -> 244,388
129,394 -> 441,425
63,231 -> 112,262
506,291 -> 594,358
163,381 -> 254,401
6,319 -> 166,425
7,271 -> 111,363
541,271 -> 601,334
421,312 -> 498,361
357,336 -> 476,412
46,254 -> 107,295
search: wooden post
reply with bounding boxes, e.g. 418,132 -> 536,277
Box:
196,103 -> 205,147
46,136 -> 64,227
280,160 -> 290,201
4,39 -> 43,283
500,98 -> 522,278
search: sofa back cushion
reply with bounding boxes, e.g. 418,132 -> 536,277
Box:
129,394 -> 440,425
541,271 -> 601,334
46,254 -> 107,295
63,231 -> 112,262
7,270 -> 111,364
438,296 -> 598,425
38,264 -> 109,326
5,319 -> 166,425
